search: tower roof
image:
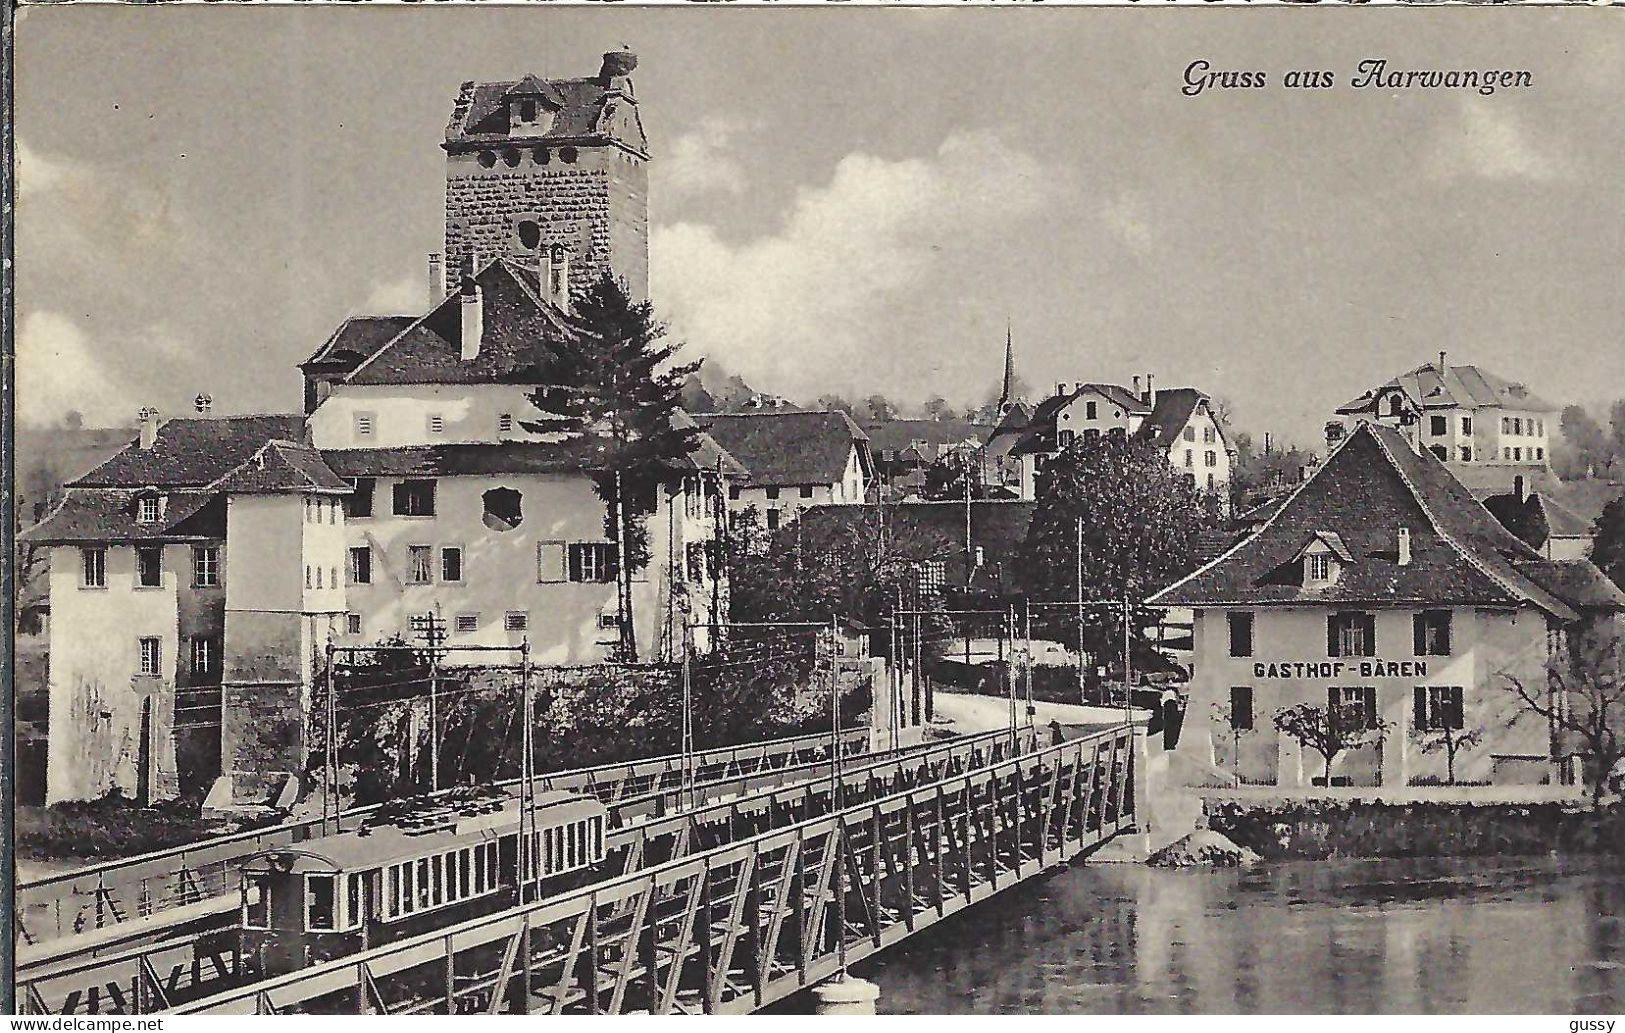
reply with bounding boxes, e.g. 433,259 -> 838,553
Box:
444,69 -> 648,156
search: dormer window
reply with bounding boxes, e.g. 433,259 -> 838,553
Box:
137,495 -> 162,524
1306,553 -> 1334,583
1297,531 -> 1351,588
519,99 -> 537,122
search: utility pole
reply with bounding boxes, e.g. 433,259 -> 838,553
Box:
681,622 -> 695,809
323,640 -> 337,836
1122,590 -> 1134,726
1076,516 -> 1086,707
411,610 -> 448,792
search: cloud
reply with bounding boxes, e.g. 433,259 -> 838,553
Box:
1100,193 -> 1156,255
361,274 -> 426,315
16,141 -> 73,202
1425,102 -> 1572,184
15,311 -> 126,428
651,131 -> 1052,401
654,116 -> 758,200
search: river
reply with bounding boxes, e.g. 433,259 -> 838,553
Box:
787,855 -> 1625,1014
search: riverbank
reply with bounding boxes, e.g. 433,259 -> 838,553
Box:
1201,796 -> 1624,859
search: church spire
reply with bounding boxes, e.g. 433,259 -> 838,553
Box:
997,319 -> 1016,415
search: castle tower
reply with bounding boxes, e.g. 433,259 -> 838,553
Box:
442,50 -> 650,301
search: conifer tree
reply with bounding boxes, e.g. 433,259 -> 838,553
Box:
1590,493 -> 1625,594
525,273 -> 701,660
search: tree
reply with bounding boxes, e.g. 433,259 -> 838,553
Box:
1416,723 -> 1483,786
922,396 -> 954,422
1272,702 -> 1391,787
862,394 -> 898,423
1590,494 -> 1625,593
1501,626 -> 1625,810
524,274 -> 701,660
815,394 -> 856,416
922,449 -> 991,502
1560,404 -> 1610,477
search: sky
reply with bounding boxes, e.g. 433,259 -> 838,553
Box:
13,6 -> 1625,449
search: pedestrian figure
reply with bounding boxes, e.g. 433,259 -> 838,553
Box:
1049,718 -> 1064,746
1160,685 -> 1183,751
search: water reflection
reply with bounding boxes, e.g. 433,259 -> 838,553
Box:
826,856 -> 1624,1014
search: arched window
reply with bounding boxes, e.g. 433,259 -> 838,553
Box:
502,149 -> 521,168
1387,394 -> 1405,417
560,147 -> 578,164
477,151 -> 496,169
482,487 -> 523,532
1429,445 -> 1448,461
532,147 -> 550,165
516,220 -> 541,250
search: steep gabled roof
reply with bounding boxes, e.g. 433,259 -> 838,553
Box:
444,74 -> 647,155
301,316 -> 418,375
1134,388 -> 1221,452
1337,363 -> 1558,415
1150,423 -> 1616,618
22,489 -> 225,544
71,414 -> 308,489
343,260 -> 578,387
212,441 -> 351,495
693,411 -> 871,488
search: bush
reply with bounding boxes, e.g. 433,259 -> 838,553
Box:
15,790 -> 274,862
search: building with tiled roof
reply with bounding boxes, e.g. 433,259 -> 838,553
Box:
1332,354 -> 1559,498
693,411 -> 874,530
1001,378 -> 1233,510
1150,422 -> 1623,791
20,50 -> 744,809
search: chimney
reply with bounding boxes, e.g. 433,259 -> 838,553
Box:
428,253 -> 443,304
1397,526 -> 1412,567
599,48 -> 638,83
137,407 -> 161,450
548,245 -> 571,313
1143,373 -> 1154,405
1438,350 -> 1447,373
1133,375 -> 1142,397
1514,474 -> 1526,503
460,272 -> 483,361
1055,382 -> 1067,398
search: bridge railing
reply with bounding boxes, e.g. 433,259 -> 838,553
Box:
171,724 -> 1137,1016
16,727 -> 872,947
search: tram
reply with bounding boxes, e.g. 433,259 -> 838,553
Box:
238,787 -> 609,977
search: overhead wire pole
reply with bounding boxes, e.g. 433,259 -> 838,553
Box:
324,640 -> 337,836
681,622 -> 695,809
1076,516 -> 1086,707
518,638 -> 534,904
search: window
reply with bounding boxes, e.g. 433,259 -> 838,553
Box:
193,546 -> 220,587
306,875 -> 336,932
1205,450 -> 1217,468
1511,447 -> 1522,462
481,487 -> 523,532
441,547 -> 463,582
505,611 -> 528,633
477,150 -> 496,169
1330,686 -> 1379,732
728,485 -> 741,501
800,485 -> 814,499
1429,445 -> 1448,461
1183,450 -> 1193,468
1229,687 -> 1254,731
1413,610 -> 1452,656
1227,612 -> 1254,657
1058,429 -> 1076,449
1459,447 -> 1472,462
1414,685 -> 1464,731
519,99 -> 537,122
190,636 -> 217,677
765,487 -> 780,500
498,412 -> 515,434
349,546 -> 372,585
598,612 -> 619,631
568,542 -> 618,583
1536,447 -> 1545,461
1183,426 -> 1196,442
1206,473 -> 1215,491
407,546 -> 432,584
1203,426 -> 1216,444
243,874 -> 272,930
456,613 -> 479,634
315,566 -> 323,589
354,412 -> 376,440
1085,401 -> 1098,420
137,495 -> 161,524
560,146 -> 578,163
82,547 -> 106,588
427,413 -> 445,435
1328,612 -> 1376,658
1306,553 -> 1332,583
766,509 -> 781,531
305,565 -> 312,589
1461,417 -> 1473,435
502,149 -> 521,168
1512,418 -> 1523,435
139,637 -> 161,677
136,546 -> 163,588
347,478 -> 376,518
346,613 -> 362,635
393,479 -> 436,516
1431,415 -> 1447,437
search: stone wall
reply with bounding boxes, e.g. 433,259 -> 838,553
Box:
219,610 -> 310,804
444,146 -> 649,299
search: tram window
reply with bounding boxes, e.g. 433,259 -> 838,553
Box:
473,850 -> 486,894
244,874 -> 272,930
347,874 -> 362,928
458,850 -> 471,898
416,858 -> 431,910
569,824 -> 579,867
431,854 -> 444,906
387,865 -> 401,918
595,818 -> 604,859
306,875 -> 337,932
486,843 -> 498,887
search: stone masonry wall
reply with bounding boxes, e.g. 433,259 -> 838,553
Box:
444,147 -> 649,300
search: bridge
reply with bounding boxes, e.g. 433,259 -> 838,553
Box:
19,724 -> 1138,1015
16,727 -> 876,951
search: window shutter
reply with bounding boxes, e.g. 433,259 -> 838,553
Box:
1438,615 -> 1451,656
1362,613 -> 1377,656
1413,687 -> 1428,730
1448,688 -> 1464,730
1413,614 -> 1426,656
1327,616 -> 1339,657
537,541 -> 566,583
